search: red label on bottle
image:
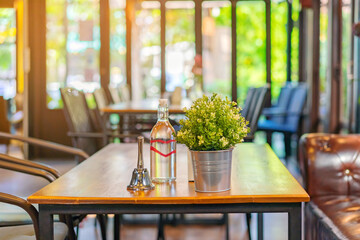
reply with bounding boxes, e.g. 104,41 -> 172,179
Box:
150,146 -> 176,157
150,139 -> 176,144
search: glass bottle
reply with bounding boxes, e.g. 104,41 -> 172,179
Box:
150,99 -> 176,182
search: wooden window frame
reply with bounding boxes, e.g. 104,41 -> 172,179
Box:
124,0 -> 272,102
44,0 -> 274,104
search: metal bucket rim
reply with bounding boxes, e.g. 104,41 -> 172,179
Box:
189,148 -> 234,154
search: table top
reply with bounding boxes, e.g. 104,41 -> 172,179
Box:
101,98 -> 192,114
28,143 -> 309,205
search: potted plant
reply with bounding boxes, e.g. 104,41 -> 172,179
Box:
175,93 -> 250,192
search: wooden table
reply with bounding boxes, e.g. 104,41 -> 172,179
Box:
28,143 -> 309,240
101,98 -> 192,114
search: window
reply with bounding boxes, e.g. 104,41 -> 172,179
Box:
46,0 -> 100,109
202,1 -> 231,98
270,1 -> 288,99
165,1 -> 195,93
110,0 -> 126,87
44,0 -> 297,106
236,1 -> 266,103
0,8 -> 16,99
291,0 -> 300,83
319,0 -> 329,122
341,0 -> 352,127
131,1 -> 161,100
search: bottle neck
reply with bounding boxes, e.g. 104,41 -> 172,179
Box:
158,105 -> 169,120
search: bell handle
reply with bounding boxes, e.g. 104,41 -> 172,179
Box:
137,136 -> 144,169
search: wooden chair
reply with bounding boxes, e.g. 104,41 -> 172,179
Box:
0,154 -> 69,240
94,88 -> 118,130
0,132 -> 110,239
94,87 -> 140,142
258,84 -> 308,159
61,87 -> 137,152
241,87 -> 256,121
119,84 -> 130,102
108,86 -> 122,104
61,87 -> 113,155
261,83 -> 295,124
0,132 -> 88,237
108,85 -> 156,136
243,86 -> 270,142
94,88 -> 111,114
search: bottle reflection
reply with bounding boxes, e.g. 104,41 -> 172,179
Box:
155,182 -> 176,196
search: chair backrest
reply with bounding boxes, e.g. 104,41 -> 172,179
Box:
119,85 -> 130,102
245,88 -> 261,125
94,88 -> 110,114
284,84 -> 307,132
299,133 -> 360,197
248,86 -> 269,137
108,86 -> 122,104
171,86 -> 182,105
0,97 -> 10,145
241,87 -> 256,120
275,84 -> 294,110
60,87 -> 99,155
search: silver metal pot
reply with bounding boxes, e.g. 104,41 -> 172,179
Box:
190,148 -> 233,192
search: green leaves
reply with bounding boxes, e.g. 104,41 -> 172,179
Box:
175,93 -> 250,151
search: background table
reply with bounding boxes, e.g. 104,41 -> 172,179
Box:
101,98 -> 192,114
28,143 -> 309,240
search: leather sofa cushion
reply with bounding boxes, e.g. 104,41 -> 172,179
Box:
300,134 -> 360,197
307,195 -> 360,239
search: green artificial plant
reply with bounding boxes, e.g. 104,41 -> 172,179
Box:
176,93 -> 250,151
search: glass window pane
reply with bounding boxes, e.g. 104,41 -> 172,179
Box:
0,8 -> 16,99
202,1 -> 231,99
270,2 -> 287,99
110,0 -> 126,87
165,1 -> 195,94
291,1 -> 300,82
131,1 -> 161,101
46,0 -> 100,109
341,1 -> 352,125
236,1 -> 266,104
319,2 -> 328,122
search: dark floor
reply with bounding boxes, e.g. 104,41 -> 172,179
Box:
0,133 -> 302,240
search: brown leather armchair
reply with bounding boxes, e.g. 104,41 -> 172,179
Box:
300,133 -> 360,240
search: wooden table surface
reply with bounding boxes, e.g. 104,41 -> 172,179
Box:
101,98 -> 192,114
28,143 -> 309,205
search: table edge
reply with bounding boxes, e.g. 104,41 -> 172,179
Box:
28,195 -> 310,205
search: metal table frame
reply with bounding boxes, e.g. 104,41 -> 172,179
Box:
39,202 -> 302,240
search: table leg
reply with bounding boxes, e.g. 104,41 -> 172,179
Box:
157,214 -> 165,240
288,203 -> 301,240
114,214 -> 120,240
119,115 -> 124,137
224,213 -> 229,240
257,213 -> 263,240
97,214 -> 107,240
39,205 -> 53,240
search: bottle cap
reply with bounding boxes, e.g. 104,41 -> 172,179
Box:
159,99 -> 168,107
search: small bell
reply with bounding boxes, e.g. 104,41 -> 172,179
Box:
127,136 -> 155,191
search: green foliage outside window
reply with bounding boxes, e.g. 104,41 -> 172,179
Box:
166,9 -> 195,44
41,0 -> 302,108
207,1 -> 300,104
0,9 -> 16,71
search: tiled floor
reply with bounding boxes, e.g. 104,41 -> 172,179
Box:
0,138 -> 301,240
